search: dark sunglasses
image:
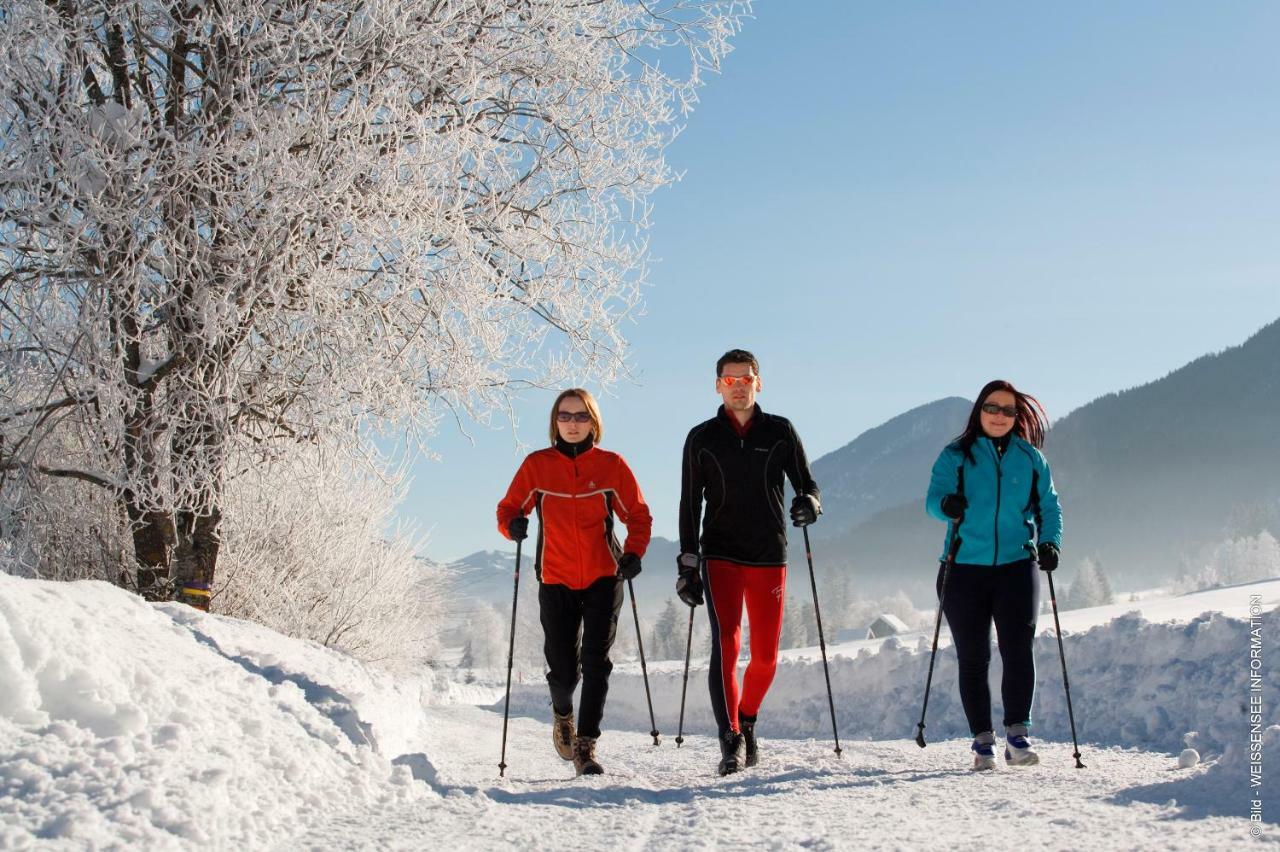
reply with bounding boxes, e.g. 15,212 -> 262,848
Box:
556,411 -> 592,423
981,403 -> 1018,418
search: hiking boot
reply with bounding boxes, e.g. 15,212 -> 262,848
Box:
740,713 -> 759,768
552,709 -> 575,761
1005,724 -> 1040,766
718,730 -> 746,776
573,735 -> 603,776
971,731 -> 996,771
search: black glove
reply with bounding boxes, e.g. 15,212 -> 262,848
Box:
507,516 -> 528,542
1037,542 -> 1059,572
676,553 -> 703,608
940,494 -> 968,520
617,552 -> 642,580
790,494 -> 821,527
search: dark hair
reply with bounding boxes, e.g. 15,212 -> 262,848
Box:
953,379 -> 1050,459
716,349 -> 759,377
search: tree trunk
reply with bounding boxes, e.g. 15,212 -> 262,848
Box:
173,504 -> 222,610
122,381 -> 174,598
170,369 -> 228,611
129,505 -> 175,598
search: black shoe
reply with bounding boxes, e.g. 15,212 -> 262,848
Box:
740,713 -> 758,768
718,730 -> 746,776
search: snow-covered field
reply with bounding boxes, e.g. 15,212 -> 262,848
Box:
1,573 -> 1276,850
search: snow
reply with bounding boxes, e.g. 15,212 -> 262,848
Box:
577,580 -> 1280,756
1,572 -> 1276,849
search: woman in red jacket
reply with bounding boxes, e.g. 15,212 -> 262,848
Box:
496,388 -> 652,775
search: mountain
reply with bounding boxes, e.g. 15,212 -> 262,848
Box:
1043,317 -> 1280,584
804,318 -> 1280,600
808,397 -> 971,537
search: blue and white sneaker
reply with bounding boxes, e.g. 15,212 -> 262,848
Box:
971,732 -> 997,771
1005,724 -> 1040,766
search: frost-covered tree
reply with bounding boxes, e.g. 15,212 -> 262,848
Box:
614,610 -> 640,663
818,564 -> 855,634
0,0 -> 746,602
212,444 -> 442,669
459,604 -> 508,670
779,596 -> 805,650
1064,556 -> 1115,611
649,598 -> 682,661
1175,531 -> 1280,593
1210,531 -> 1280,586
798,599 -> 820,647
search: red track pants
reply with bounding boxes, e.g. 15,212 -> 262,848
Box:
704,559 -> 786,736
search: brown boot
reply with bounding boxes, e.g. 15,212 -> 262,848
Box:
552,710 -> 575,761
573,735 -> 603,776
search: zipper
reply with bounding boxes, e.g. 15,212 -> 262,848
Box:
990,440 -> 1003,566
572,452 -> 583,587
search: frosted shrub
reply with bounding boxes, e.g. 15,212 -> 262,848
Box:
215,446 -> 442,670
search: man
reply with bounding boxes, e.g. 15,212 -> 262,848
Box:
676,349 -> 821,775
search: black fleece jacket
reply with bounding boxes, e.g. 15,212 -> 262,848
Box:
678,405 -> 820,566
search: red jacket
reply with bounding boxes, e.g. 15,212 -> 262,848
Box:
496,443 -> 652,589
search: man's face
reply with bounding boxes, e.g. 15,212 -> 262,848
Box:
716,361 -> 761,413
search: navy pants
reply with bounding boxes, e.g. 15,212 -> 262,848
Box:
937,558 -> 1039,736
538,575 -> 624,739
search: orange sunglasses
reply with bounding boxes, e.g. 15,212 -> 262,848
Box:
718,375 -> 756,387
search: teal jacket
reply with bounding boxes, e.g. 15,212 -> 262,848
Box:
925,435 -> 1063,565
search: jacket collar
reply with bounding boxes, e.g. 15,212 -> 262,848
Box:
717,403 -> 761,436
555,434 -> 596,459
976,432 -> 1016,456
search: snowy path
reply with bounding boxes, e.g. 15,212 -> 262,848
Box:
293,704 -> 1261,851
3,576 -> 1274,850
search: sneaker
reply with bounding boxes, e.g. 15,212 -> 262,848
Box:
1005,724 -> 1039,766
718,730 -> 746,776
552,709 -> 575,761
740,713 -> 759,768
971,731 -> 996,771
573,735 -> 603,776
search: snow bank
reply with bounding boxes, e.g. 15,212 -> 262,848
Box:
512,607 -> 1278,756
2,572 -> 1274,849
0,574 -> 435,849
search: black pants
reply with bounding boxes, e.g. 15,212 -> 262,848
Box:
538,575 -> 624,739
937,558 -> 1039,736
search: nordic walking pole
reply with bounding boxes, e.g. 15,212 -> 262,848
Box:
916,518 -> 960,748
498,535 -> 523,777
802,525 -> 842,757
917,464 -> 964,749
1045,569 -> 1086,768
674,605 -> 695,747
627,577 -> 661,746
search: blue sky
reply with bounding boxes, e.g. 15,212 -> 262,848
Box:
401,1 -> 1280,562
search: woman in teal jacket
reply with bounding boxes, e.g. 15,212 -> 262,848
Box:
926,379 -> 1063,770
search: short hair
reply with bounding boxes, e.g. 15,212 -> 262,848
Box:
548,388 -> 604,444
716,349 -> 759,377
